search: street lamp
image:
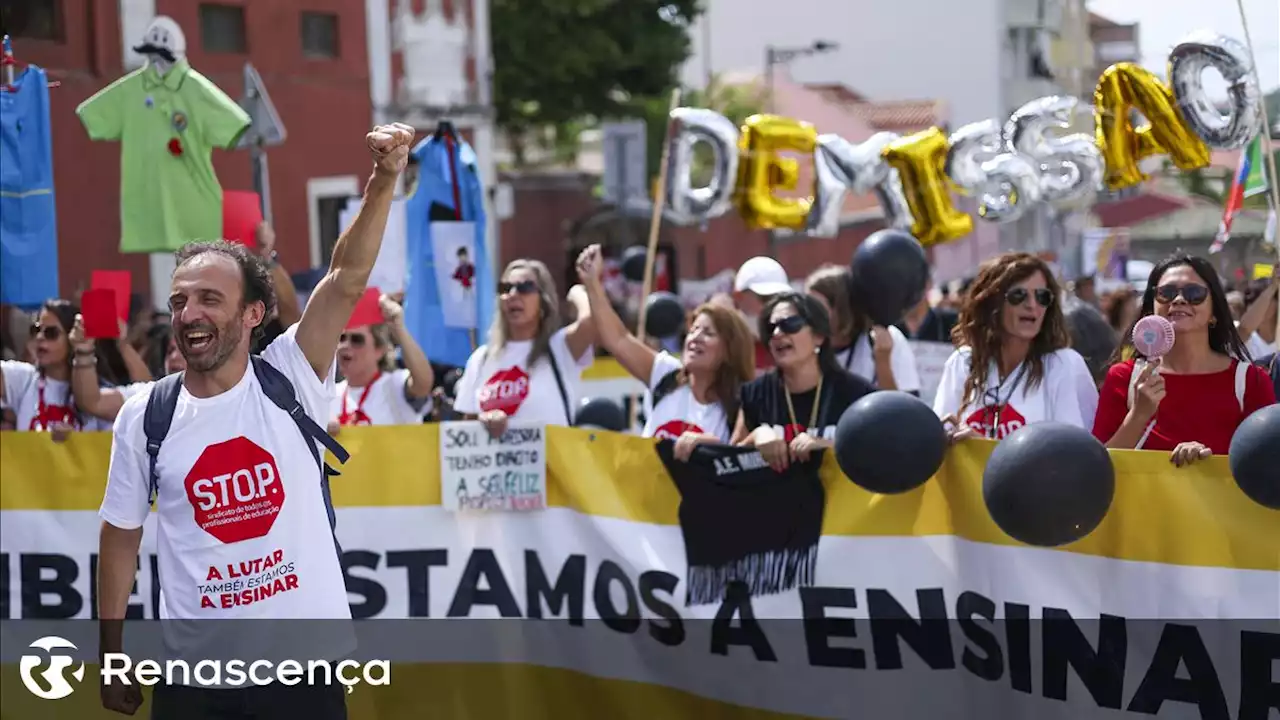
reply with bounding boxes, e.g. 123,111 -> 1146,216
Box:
764,40 -> 839,113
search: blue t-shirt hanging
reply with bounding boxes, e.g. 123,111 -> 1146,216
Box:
0,66 -> 59,308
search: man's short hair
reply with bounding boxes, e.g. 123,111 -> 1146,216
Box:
173,240 -> 277,343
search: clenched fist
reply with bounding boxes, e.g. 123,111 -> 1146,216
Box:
367,123 -> 416,177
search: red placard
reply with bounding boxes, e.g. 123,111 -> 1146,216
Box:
346,288 -> 383,329
90,270 -> 131,322
81,289 -> 121,339
223,191 -> 263,248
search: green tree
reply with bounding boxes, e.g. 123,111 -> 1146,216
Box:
491,0 -> 703,166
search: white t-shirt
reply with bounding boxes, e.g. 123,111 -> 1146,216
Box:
453,327 -> 592,426
1245,331 -> 1275,359
331,367 -> 432,426
641,351 -> 731,442
1,360 -> 112,431
932,346 -> 1099,439
834,326 -> 922,393
99,324 -> 354,673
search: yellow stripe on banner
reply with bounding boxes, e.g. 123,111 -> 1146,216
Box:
0,427 -> 1276,571
581,356 -> 635,380
0,664 -> 808,720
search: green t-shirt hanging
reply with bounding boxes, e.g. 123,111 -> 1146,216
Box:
76,60 -> 250,254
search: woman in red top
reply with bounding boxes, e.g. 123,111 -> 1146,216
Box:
1093,255 -> 1276,466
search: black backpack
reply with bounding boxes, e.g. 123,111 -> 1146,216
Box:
142,356 -> 351,547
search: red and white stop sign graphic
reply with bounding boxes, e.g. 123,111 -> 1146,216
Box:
654,420 -> 704,440
964,404 -> 1028,440
184,437 -> 285,544
478,366 -> 530,415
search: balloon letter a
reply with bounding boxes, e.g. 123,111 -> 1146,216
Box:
1093,62 -> 1210,191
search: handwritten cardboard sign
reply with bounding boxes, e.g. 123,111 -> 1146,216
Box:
908,340 -> 955,405
440,420 -> 547,512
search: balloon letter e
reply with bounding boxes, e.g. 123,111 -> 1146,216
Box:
734,114 -> 817,231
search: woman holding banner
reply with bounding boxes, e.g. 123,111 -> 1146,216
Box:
452,259 -> 596,437
575,244 -> 755,456
1093,255 -> 1275,466
805,264 -> 921,395
934,253 -> 1098,443
731,292 -> 875,473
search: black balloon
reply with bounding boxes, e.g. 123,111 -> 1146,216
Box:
1228,404 -> 1280,509
574,397 -> 627,432
849,229 -> 929,327
644,291 -> 685,338
983,422 -> 1115,547
834,391 -> 946,494
621,246 -> 648,283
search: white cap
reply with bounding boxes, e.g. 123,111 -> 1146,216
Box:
734,257 -> 791,297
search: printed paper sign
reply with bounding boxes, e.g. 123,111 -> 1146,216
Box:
430,222 -> 478,330
909,340 -> 954,405
340,198 -> 407,294
440,420 -> 547,512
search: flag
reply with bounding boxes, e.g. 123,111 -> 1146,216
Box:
402,133 -> 493,368
1209,136 -> 1268,254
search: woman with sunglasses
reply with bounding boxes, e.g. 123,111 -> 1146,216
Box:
0,299 -> 130,434
935,253 -> 1098,442
804,264 -> 922,394
575,244 -> 755,457
731,292 -> 875,472
453,259 -> 596,437
1092,255 -> 1275,466
327,293 -> 435,431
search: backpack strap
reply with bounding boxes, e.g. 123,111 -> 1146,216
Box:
544,348 -> 573,425
650,368 -> 682,411
142,372 -> 186,506
1233,359 -> 1247,412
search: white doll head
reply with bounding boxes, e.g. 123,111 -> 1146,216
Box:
133,16 -> 187,75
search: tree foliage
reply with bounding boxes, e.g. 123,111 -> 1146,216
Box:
491,0 -> 703,164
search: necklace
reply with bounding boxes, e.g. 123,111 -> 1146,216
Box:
783,373 -> 823,434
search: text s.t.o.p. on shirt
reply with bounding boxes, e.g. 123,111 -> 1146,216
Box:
330,367 -> 432,426
642,351 -> 731,442
452,327 -> 592,425
833,325 -> 922,392
931,346 -> 1099,439
99,324 -> 354,672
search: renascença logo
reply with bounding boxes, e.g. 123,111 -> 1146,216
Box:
19,636 -> 86,700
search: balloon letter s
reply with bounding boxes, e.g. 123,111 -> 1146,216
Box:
882,128 -> 973,246
734,114 -> 817,230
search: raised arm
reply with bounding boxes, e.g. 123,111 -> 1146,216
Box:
562,283 -> 597,362
256,221 -> 303,328
294,123 -> 415,379
68,315 -> 128,420
575,244 -> 656,384
380,294 -> 434,399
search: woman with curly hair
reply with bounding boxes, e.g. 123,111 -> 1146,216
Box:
933,253 -> 1098,442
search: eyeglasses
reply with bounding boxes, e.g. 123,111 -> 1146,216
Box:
1006,287 -> 1054,308
1154,283 -> 1209,306
29,324 -> 62,341
498,280 -> 538,296
769,315 -> 808,335
339,333 -> 368,347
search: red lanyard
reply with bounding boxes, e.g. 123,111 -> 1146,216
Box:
339,372 -> 381,426
30,374 -> 80,431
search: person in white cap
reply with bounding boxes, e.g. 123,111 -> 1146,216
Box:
734,257 -> 793,373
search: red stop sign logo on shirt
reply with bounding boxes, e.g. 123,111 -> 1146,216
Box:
184,437 -> 285,544
964,404 -> 1028,440
478,366 -> 530,415
654,420 -> 705,440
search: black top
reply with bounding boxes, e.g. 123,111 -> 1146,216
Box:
895,307 -> 958,343
740,368 -> 875,441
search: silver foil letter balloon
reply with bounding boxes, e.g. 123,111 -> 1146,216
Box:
664,108 -> 740,225
1169,31 -> 1261,150
946,120 -> 1042,223
1005,96 -> 1103,206
810,132 -> 913,237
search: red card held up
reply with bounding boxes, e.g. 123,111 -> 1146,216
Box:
82,289 -> 121,339
223,191 -> 263,248
346,288 -> 384,329
90,270 -> 132,322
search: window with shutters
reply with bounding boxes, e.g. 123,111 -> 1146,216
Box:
199,3 -> 247,54
300,12 -> 339,59
0,0 -> 65,42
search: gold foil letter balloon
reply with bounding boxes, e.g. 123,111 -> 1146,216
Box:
882,128 -> 973,246
1092,62 -> 1210,191
733,114 -> 818,230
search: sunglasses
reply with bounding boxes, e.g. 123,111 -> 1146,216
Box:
1006,287 -> 1054,308
1154,283 -> 1209,305
29,324 -> 62,341
770,315 -> 808,335
339,333 -> 369,347
499,280 -> 538,296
